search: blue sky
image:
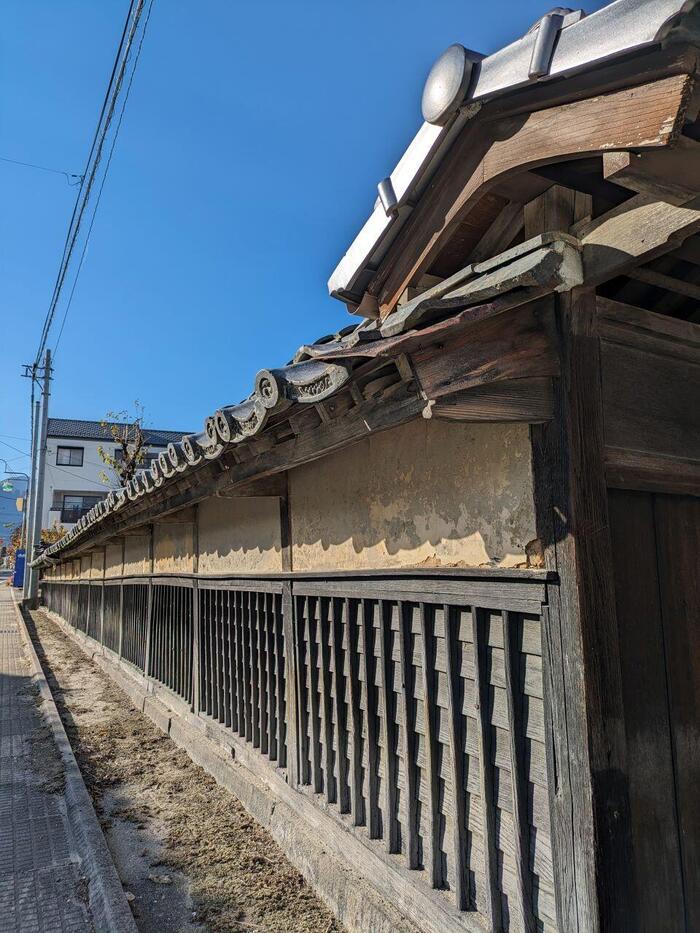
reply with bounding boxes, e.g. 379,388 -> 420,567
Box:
1,0 -> 608,490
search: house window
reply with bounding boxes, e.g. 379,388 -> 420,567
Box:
61,494 -> 102,524
56,446 -> 84,467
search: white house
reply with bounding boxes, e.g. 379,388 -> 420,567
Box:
43,418 -> 189,531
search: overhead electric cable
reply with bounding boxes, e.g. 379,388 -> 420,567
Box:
0,155 -> 83,185
54,0 -> 155,358
33,0 -> 154,367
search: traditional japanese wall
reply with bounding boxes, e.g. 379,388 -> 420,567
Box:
197,497 -> 283,575
123,534 -> 151,576
105,542 -> 123,578
153,520 -> 195,574
289,419 -> 536,571
89,550 -> 105,579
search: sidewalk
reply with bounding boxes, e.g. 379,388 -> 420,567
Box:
0,585 -> 134,933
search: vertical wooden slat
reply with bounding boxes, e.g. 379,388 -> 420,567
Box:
226,591 -> 237,731
117,581 -> 124,660
235,591 -> 246,737
379,600 -> 399,852
398,601 -> 419,869
318,598 -> 336,803
442,604 -> 469,910
144,581 -> 154,681
503,611 -> 536,932
419,602 -> 441,887
258,592 -> 268,755
220,590 -> 230,724
346,597 -> 364,825
275,595 -> 286,767
307,597 -> 323,793
330,597 -> 350,813
249,591 -> 260,747
266,593 -> 277,760
199,590 -> 210,715
192,582 -> 201,714
212,588 -> 221,721
472,606 -> 502,930
281,582 -> 297,781
243,591 -> 253,742
361,599 -> 380,839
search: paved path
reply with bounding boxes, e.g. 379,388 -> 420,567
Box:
0,585 -> 96,932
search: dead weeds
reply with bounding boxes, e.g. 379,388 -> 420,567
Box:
28,610 -> 343,933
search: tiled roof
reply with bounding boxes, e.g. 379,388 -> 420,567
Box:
47,418 -> 189,446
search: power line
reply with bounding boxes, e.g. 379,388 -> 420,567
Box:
0,155 -> 83,185
54,0 -> 155,358
34,0 -> 154,367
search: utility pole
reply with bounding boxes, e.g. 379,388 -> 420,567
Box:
22,401 -> 40,599
24,349 -> 52,607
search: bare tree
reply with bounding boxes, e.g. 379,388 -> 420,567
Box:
97,402 -> 150,486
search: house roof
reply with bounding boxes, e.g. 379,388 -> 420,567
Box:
327,0 -> 698,309
47,418 -> 190,446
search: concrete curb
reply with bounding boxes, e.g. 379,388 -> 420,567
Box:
11,591 -> 138,933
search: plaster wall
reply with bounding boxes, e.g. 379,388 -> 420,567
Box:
90,550 -> 105,579
124,535 -> 151,576
80,555 -> 91,578
197,497 -> 283,575
105,542 -> 123,578
289,419 -> 536,571
154,523 -> 195,574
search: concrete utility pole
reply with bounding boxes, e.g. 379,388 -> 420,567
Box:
22,401 -> 40,600
24,350 -> 52,607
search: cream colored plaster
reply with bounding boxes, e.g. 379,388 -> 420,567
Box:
289,419 -> 536,571
90,550 -> 105,579
123,535 -> 151,576
197,497 -> 283,575
105,542 -> 123,578
154,523 -> 195,574
80,555 -> 91,579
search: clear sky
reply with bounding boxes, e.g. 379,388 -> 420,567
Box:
1,0 -> 608,485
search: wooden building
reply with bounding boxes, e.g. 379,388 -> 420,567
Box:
36,1 -> 699,930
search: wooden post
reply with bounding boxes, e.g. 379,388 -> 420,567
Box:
282,580 -> 300,786
191,511 -> 200,715
527,186 -> 635,933
117,538 -> 125,660
144,525 -> 155,682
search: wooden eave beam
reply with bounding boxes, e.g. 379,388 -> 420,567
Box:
576,193 -> 700,286
368,73 -> 694,317
602,137 -> 700,204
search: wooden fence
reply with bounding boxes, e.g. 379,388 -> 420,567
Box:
42,571 -> 555,933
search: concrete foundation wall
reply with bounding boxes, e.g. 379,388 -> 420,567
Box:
289,420 -> 536,571
197,497 -> 283,575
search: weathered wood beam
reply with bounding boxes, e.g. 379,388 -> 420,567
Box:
626,265 -> 700,301
528,186 -> 633,933
410,298 -> 559,401
596,295 -> 700,363
602,137 -> 700,204
604,448 -> 700,497
468,200 -> 524,264
369,73 -> 694,315
577,193 -> 700,285
430,377 -> 553,423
